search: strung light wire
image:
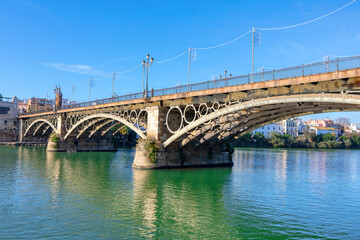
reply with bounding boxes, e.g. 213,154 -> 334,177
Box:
154,50 -> 188,64
92,72 -> 112,81
60,64 -> 141,94
305,57 -> 327,65
329,55 -> 352,58
257,0 -> 357,31
117,64 -> 142,74
193,29 -> 252,50
61,86 -> 72,91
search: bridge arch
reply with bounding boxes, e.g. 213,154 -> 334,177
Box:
24,119 -> 57,137
163,93 -> 360,149
64,113 -> 146,140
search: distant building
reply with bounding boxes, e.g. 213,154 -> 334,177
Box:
304,118 -> 345,135
281,118 -> 299,137
345,123 -> 360,133
0,97 -> 18,142
27,98 -> 52,112
253,123 -> 283,137
310,126 -> 339,137
296,118 -> 306,134
17,100 -> 28,113
62,98 -> 76,106
305,119 -> 333,127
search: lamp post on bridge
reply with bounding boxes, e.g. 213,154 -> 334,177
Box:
142,54 -> 154,99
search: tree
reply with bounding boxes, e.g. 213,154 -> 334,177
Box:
268,132 -> 293,148
339,135 -> 352,149
350,134 -> 360,148
231,133 -> 253,147
335,117 -> 350,127
322,133 -> 336,142
253,132 -> 267,147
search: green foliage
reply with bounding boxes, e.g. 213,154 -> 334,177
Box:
231,131 -> 360,150
49,132 -> 60,143
112,125 -> 137,148
140,138 -> 160,163
322,133 -> 336,142
268,132 -> 293,148
350,134 -> 360,147
253,132 -> 267,147
339,135 -> 352,149
49,132 -> 60,149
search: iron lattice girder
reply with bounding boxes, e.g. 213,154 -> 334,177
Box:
189,102 -> 349,148
112,125 -> 128,136
76,117 -> 107,139
33,122 -> 46,136
42,125 -> 51,135
64,113 -> 147,140
87,119 -> 114,139
180,102 -> 303,147
164,93 -> 360,149
217,106 -> 360,147
24,118 -> 57,137
204,104 -> 359,148
192,103 -> 306,147
101,122 -> 121,136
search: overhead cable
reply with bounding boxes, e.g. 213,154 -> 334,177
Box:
93,72 -> 113,81
193,29 -> 252,50
257,0 -> 357,31
155,50 -> 189,64
117,64 -> 142,74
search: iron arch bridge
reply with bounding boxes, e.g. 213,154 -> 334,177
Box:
18,55 -> 360,168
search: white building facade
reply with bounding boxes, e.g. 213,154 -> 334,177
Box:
253,123 -> 283,137
310,126 -> 339,137
281,118 -> 299,137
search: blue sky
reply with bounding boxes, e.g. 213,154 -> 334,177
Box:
0,0 -> 359,121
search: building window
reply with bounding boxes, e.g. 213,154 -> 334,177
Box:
0,107 -> 10,115
4,120 -> 7,125
13,121 -> 16,126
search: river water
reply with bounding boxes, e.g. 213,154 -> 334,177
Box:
0,146 -> 359,239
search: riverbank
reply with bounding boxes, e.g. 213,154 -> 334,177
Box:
231,132 -> 360,149
0,142 -> 47,147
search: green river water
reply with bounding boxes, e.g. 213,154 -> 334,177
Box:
0,146 -> 359,239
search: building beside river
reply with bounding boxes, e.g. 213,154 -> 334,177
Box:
0,97 -> 18,142
27,97 -> 53,112
253,123 -> 283,137
310,126 -> 339,137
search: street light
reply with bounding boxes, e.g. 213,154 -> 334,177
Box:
142,54 -> 154,98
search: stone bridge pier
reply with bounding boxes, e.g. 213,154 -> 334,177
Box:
133,106 -> 233,169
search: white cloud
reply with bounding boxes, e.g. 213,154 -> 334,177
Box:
41,62 -> 108,76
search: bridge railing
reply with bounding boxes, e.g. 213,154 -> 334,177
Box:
20,55 -> 360,115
